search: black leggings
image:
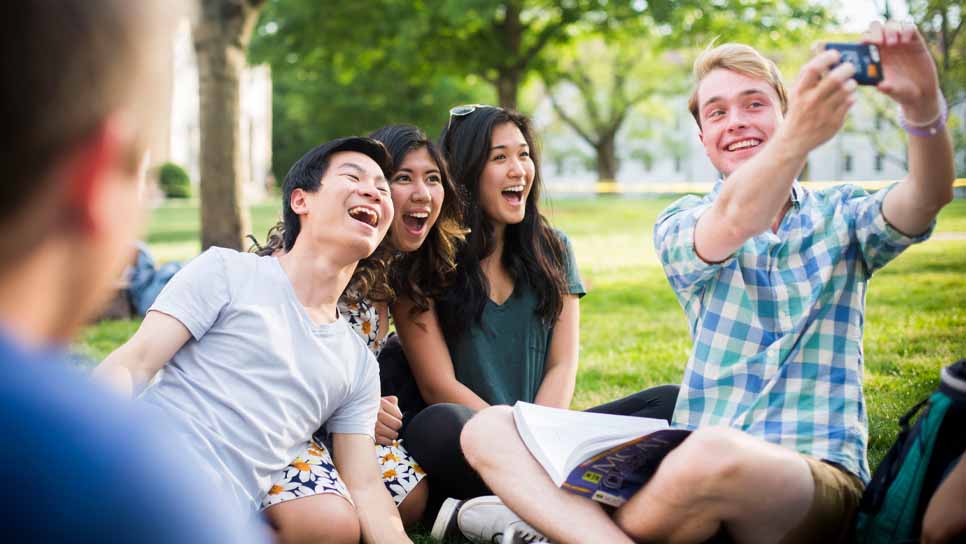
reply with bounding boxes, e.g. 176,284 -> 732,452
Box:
401,385 -> 680,503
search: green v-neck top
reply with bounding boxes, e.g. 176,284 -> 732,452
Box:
447,230 -> 585,405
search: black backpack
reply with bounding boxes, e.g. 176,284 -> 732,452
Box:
854,359 -> 966,543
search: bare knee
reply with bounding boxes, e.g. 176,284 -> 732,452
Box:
265,494 -> 361,544
460,405 -> 514,471
612,428 -> 752,541
662,427 -> 753,493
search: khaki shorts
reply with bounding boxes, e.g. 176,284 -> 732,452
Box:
780,456 -> 865,544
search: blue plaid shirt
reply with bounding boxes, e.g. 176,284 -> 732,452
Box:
655,181 -> 933,483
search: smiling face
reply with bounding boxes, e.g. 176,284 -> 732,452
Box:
697,68 -> 784,177
295,150 -> 393,261
389,146 -> 445,252
478,122 -> 534,228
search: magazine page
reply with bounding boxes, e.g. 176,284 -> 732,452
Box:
512,402 -> 669,485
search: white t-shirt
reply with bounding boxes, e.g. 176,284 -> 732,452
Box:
141,247 -> 379,511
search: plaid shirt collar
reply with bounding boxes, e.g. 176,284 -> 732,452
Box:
711,177 -> 805,210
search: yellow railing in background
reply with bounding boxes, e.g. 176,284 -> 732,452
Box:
546,178 -> 966,195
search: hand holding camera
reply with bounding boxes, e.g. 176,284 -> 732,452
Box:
862,21 -> 942,124
778,49 -> 857,158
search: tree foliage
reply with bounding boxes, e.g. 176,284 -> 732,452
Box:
419,0 -> 646,109
539,0 -> 832,182
845,0 -> 966,176
250,0 -> 487,182
910,0 -> 965,175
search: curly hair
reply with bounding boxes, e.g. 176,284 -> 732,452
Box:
368,124 -> 466,317
250,220 -> 397,305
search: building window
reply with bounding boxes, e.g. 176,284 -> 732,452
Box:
844,154 -> 853,173
875,153 -> 884,172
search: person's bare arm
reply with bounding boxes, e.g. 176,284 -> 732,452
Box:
864,22 -> 955,236
93,310 -> 192,397
695,50 -> 857,263
392,298 -> 489,410
332,433 -> 413,544
921,455 -> 966,544
533,295 -> 580,409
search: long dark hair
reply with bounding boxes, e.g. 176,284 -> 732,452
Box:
435,107 -> 568,341
252,129 -> 465,308
368,124 -> 465,315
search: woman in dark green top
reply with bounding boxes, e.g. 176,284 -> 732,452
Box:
391,106 -> 678,538
396,107 -> 585,413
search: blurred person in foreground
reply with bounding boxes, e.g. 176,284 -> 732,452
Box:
0,1 -> 265,542
460,21 -> 956,544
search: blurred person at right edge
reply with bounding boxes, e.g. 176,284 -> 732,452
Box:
461,21 -> 956,544
922,455 -> 966,543
0,1 -> 267,542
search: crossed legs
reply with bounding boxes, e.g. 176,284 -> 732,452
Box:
461,406 -> 816,544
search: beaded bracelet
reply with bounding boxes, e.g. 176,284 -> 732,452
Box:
898,93 -> 948,137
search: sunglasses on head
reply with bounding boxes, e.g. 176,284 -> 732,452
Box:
446,104 -> 495,131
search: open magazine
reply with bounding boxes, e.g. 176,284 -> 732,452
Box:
512,402 -> 691,507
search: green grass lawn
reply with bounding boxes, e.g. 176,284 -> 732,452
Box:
80,196 -> 965,541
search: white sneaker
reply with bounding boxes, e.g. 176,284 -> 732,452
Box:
430,496 -> 534,543
501,520 -> 550,543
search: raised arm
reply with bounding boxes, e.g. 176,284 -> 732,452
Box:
694,50 -> 857,263
865,22 -> 955,236
533,294 -> 580,409
93,310 -> 192,397
331,433 -> 412,544
392,298 -> 489,411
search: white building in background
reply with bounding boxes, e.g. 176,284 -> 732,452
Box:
535,89 -> 962,192
159,20 -> 273,202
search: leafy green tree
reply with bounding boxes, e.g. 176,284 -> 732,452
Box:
250,0 -> 487,182
910,0 -> 965,176
541,31 -> 687,182
539,0 -> 831,183
846,0 -> 965,176
420,0 -> 645,110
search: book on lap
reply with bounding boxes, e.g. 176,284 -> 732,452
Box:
512,401 -> 691,507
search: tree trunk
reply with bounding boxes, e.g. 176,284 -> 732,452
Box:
497,70 -> 520,110
496,1 -> 522,110
193,0 -> 264,251
596,135 -> 618,184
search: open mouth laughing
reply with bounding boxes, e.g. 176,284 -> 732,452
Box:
401,210 -> 430,235
348,206 -> 380,228
502,184 -> 526,205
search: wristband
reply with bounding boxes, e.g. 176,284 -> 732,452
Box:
898,93 -> 948,137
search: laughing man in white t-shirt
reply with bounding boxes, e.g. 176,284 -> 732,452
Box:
96,137 -> 414,544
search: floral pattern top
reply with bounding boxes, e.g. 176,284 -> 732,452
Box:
338,296 -> 386,357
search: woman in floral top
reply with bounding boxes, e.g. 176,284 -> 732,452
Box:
255,125 -> 464,538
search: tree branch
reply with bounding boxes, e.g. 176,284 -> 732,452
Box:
549,91 -> 598,147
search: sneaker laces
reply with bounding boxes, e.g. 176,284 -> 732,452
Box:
516,527 -> 548,543
498,521 -> 548,543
